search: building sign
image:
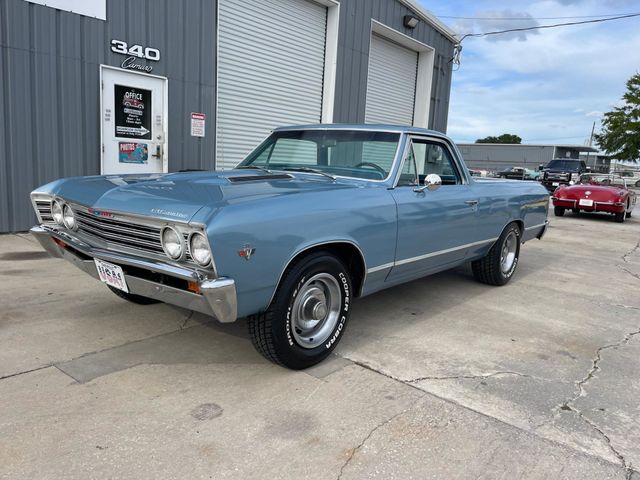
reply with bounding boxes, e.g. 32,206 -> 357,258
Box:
114,85 -> 151,140
119,143 -> 149,164
191,113 -> 206,137
111,40 -> 160,73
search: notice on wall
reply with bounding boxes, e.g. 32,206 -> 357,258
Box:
119,142 -> 149,164
191,112 -> 206,137
115,85 -> 152,140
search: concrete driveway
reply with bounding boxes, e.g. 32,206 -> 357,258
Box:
1,210 -> 639,479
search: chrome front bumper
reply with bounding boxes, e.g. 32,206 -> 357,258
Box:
30,225 -> 237,323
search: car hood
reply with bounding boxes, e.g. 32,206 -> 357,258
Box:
555,184 -> 627,199
42,170 -> 363,223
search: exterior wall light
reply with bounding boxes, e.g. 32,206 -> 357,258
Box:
403,15 -> 419,29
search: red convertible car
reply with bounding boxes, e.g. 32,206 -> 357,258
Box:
552,174 -> 636,222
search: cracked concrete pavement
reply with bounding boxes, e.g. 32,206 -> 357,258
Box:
1,208 -> 639,479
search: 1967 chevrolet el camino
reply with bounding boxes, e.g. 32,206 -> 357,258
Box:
30,125 -> 549,369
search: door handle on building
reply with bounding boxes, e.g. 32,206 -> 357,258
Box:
151,145 -> 162,158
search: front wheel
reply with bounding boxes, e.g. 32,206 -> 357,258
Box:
472,223 -> 521,286
614,211 -> 626,223
248,251 -> 352,369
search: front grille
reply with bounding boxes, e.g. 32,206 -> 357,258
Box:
75,209 -> 165,255
35,200 -> 54,223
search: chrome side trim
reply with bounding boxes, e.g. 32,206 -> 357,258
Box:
525,222 -> 547,231
394,238 -> 497,266
366,262 -> 394,274
366,238 -> 497,274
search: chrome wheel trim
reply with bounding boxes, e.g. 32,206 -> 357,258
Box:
291,273 -> 342,349
500,231 -> 518,274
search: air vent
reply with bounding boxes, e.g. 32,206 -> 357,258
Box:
228,174 -> 293,183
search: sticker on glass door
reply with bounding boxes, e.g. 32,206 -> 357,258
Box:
100,66 -> 167,175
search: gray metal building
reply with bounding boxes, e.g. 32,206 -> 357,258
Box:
0,0 -> 456,232
457,143 -> 599,172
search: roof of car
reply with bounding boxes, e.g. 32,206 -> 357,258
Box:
273,124 -> 447,137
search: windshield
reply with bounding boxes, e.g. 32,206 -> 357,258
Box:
579,174 -> 626,188
546,160 -> 581,171
238,130 -> 401,181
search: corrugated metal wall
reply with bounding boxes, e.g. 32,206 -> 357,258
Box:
0,0 -> 216,232
456,144 -> 556,171
332,0 -> 455,132
1,0 -> 455,232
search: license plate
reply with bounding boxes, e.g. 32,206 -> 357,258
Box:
579,199 -> 594,207
552,182 -> 559,186
94,259 -> 129,293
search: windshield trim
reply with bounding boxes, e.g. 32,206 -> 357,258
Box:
236,129 -> 405,184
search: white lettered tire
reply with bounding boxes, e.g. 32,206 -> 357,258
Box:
248,251 -> 352,369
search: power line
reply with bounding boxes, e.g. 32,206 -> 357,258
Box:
439,12 -> 640,21
451,13 -> 640,68
458,13 -> 640,41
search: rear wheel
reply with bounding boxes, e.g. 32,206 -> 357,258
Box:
554,206 -> 565,217
572,208 -> 579,214
614,211 -> 626,223
107,285 -> 160,305
472,223 -> 521,286
248,251 -> 352,369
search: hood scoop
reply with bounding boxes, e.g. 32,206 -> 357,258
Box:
228,174 -> 293,183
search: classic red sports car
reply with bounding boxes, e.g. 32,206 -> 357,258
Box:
552,174 -> 636,222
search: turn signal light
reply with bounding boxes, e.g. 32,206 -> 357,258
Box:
187,281 -> 201,294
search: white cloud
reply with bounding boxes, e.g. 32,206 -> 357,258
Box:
453,9 -> 540,42
427,0 -> 640,144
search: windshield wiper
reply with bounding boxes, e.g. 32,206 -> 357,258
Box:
283,167 -> 336,181
236,165 -> 272,174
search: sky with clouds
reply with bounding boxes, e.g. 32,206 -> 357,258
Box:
420,0 -> 640,146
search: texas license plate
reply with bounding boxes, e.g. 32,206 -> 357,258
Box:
552,182 -> 560,186
579,199 -> 594,207
94,258 -> 129,293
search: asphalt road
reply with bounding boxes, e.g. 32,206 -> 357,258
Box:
1,209 -> 639,479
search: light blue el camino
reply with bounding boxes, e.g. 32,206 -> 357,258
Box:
30,124 -> 549,369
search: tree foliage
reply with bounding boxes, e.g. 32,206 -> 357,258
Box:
475,133 -> 522,144
594,73 -> 640,162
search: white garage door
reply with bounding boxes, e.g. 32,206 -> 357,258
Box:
365,34 -> 418,126
217,0 -> 327,169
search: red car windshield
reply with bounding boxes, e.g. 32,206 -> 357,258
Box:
578,175 -> 626,188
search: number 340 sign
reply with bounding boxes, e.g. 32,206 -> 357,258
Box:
111,40 -> 161,62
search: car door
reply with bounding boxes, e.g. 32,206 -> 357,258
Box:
387,136 -> 481,283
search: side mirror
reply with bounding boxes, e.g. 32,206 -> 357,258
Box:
538,164 -> 544,171
414,173 -> 442,193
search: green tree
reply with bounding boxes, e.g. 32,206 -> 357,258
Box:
475,133 -> 522,144
595,73 -> 640,162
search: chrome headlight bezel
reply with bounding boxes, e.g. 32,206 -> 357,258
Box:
51,200 -> 64,225
160,226 -> 184,260
62,204 -> 78,230
188,231 -> 212,267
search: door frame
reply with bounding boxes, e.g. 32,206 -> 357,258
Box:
99,65 -> 169,174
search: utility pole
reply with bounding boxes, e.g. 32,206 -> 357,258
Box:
586,121 -> 596,171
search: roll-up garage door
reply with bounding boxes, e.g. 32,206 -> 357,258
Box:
217,0 -> 327,169
365,34 -> 418,126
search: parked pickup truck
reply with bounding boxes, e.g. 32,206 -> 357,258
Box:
541,159 -> 588,192
30,124 -> 549,369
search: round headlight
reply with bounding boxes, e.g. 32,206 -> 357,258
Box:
161,227 -> 183,260
62,204 -> 77,230
189,232 -> 211,266
52,200 -> 64,225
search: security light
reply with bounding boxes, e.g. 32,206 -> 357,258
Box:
404,15 -> 419,29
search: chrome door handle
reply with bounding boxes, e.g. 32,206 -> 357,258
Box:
465,200 -> 479,206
